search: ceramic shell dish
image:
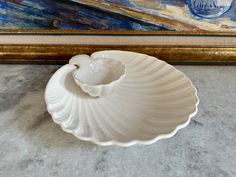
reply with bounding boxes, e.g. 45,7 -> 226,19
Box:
45,50 -> 199,147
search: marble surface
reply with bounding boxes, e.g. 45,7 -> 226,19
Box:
0,65 -> 235,177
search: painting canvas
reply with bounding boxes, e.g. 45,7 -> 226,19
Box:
1,0 -> 236,32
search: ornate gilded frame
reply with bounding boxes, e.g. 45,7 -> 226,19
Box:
1,30 -> 236,64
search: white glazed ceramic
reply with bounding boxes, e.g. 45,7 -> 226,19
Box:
69,54 -> 126,97
45,50 -> 199,147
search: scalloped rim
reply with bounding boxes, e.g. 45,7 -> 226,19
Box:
45,50 -> 199,147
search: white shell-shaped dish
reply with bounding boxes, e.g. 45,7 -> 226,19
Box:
70,54 -> 126,97
45,51 -> 199,147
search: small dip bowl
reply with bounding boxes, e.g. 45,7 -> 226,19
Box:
69,54 -> 126,97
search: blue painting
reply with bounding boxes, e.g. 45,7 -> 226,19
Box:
0,0 -> 236,31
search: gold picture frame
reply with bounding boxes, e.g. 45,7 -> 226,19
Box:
2,0 -> 236,64
0,29 -> 236,64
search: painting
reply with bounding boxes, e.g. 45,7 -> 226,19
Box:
0,0 -> 236,32
1,0 -> 236,64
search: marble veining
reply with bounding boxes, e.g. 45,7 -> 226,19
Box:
0,65 -> 235,177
